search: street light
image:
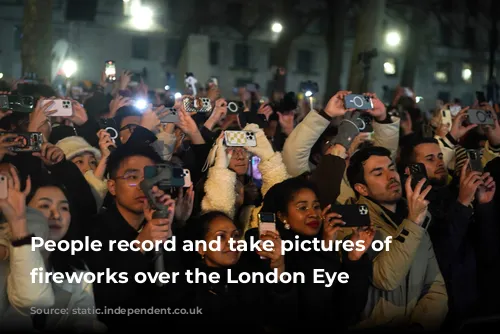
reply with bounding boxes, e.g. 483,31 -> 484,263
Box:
0,73 -> 3,79
305,90 -> 313,97
271,22 -> 283,33
174,92 -> 182,99
131,5 -> 153,30
164,85 -> 170,91
62,59 -> 77,78
385,31 -> 401,47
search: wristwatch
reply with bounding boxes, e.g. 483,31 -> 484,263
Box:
11,234 -> 35,247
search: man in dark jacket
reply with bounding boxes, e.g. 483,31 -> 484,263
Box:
399,137 -> 500,328
82,144 -> 188,332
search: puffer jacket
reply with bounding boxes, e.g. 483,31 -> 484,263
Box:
201,151 -> 289,231
344,196 -> 448,331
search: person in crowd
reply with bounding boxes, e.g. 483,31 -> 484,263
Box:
434,105 -> 500,170
399,136 -> 499,328
0,164 -> 105,332
345,146 -> 448,331
200,123 -> 289,231
257,177 -> 374,331
181,210 -> 295,332
81,143 -> 190,332
282,91 -> 401,204
56,130 -> 116,209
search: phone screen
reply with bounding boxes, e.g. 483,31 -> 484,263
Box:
105,60 -> 116,82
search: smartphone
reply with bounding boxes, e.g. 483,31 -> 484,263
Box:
226,101 -> 244,113
408,163 -> 430,191
182,97 -> 212,113
466,109 -> 495,125
159,107 -> 179,123
105,60 -> 116,83
356,114 -> 374,133
0,174 -> 7,200
329,204 -> 371,227
144,164 -> 185,189
209,77 -> 218,87
0,95 -> 34,113
450,105 -> 461,116
344,94 -> 373,110
224,131 -> 257,147
440,108 -> 452,131
258,212 -> 276,234
182,169 -> 192,188
476,91 -> 487,104
0,132 -> 43,152
467,150 -> 483,172
41,99 -> 73,117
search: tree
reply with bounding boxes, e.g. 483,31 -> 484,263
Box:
21,0 -> 52,80
347,0 -> 387,93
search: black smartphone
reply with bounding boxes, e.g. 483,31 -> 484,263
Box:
408,163 -> 430,191
329,204 -> 370,227
105,60 -> 116,83
0,95 -> 35,113
476,91 -> 487,104
0,132 -> 43,152
467,150 -> 483,172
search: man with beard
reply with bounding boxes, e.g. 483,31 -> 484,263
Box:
399,137 -> 499,329
345,146 -> 448,331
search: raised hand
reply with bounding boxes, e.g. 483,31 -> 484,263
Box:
256,230 -> 284,275
405,176 -> 432,225
364,92 -> 387,122
449,107 -> 477,141
324,90 -> 355,118
476,172 -> 496,204
457,160 -> 483,207
109,96 -> 132,118
0,133 -> 20,160
277,112 -> 294,136
175,185 -> 195,223
321,204 -> 345,242
28,98 -> 56,134
32,142 -> 65,166
68,100 -> 88,126
97,129 -> 116,158
348,226 -> 375,261
0,166 -> 31,239
258,103 -> 273,122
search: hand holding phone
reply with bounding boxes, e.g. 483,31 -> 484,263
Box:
407,163 -> 430,191
258,213 -> 277,260
224,131 -> 257,147
41,99 -> 73,117
344,94 -> 373,110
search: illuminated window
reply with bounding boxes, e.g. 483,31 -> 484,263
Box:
435,62 -> 451,83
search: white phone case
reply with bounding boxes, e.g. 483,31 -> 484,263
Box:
42,99 -> 73,117
182,169 -> 192,188
224,131 -> 257,147
440,109 -> 452,131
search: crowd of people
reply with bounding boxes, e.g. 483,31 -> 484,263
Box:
0,68 -> 500,333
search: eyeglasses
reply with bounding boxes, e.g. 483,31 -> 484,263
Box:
115,172 -> 143,187
227,148 -> 250,158
119,124 -> 138,133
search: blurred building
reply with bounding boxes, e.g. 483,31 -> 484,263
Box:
0,0 -> 498,108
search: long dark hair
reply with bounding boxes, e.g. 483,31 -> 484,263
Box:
27,176 -> 86,274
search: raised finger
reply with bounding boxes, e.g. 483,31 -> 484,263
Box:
321,204 -> 332,218
10,165 -> 20,191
